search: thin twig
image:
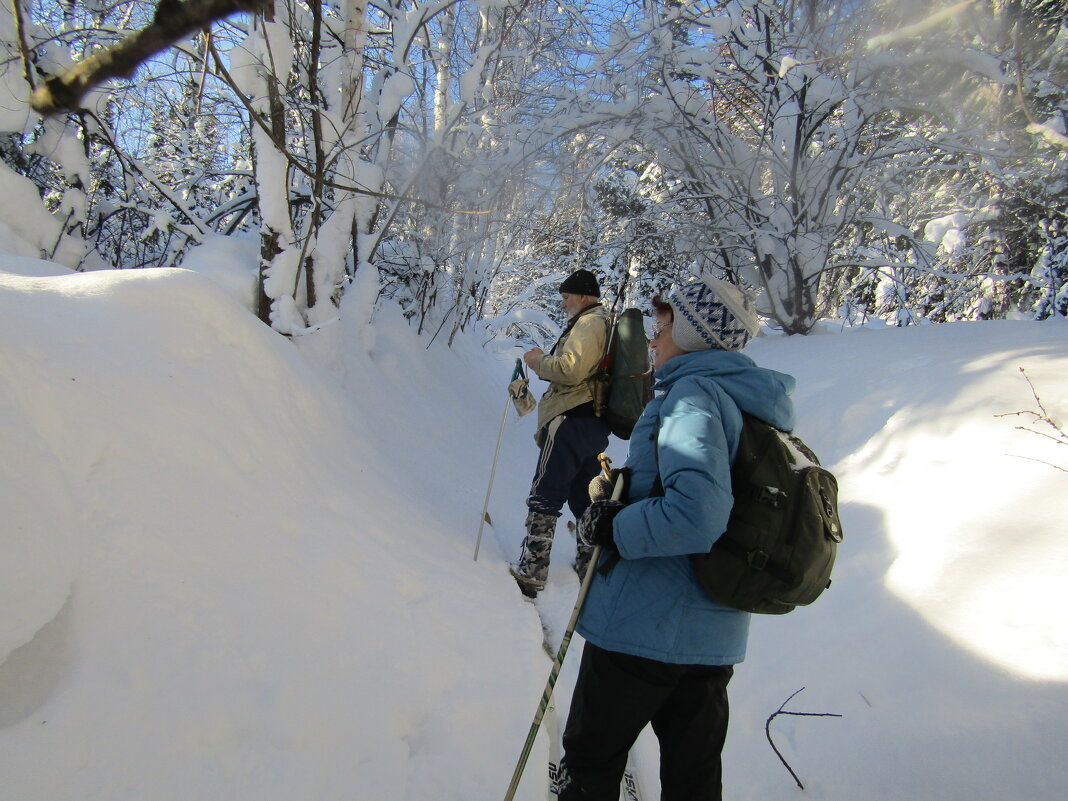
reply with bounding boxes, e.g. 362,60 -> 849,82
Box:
765,687 -> 843,790
1019,368 -> 1061,434
996,368 -> 1068,472
1006,455 -> 1068,474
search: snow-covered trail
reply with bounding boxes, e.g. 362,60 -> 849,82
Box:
451,318 -> 1068,801
2,259 -> 1066,801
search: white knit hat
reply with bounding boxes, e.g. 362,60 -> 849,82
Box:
668,276 -> 762,352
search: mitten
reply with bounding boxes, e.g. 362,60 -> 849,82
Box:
576,499 -> 624,549
588,467 -> 631,503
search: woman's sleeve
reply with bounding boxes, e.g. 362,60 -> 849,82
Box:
612,379 -> 734,559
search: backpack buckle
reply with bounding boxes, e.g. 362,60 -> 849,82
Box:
753,485 -> 785,508
747,550 -> 769,570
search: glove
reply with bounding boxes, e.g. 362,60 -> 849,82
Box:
508,377 -> 536,417
588,467 -> 630,503
576,500 -> 624,549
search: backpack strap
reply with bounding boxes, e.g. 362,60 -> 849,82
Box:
549,302 -> 604,356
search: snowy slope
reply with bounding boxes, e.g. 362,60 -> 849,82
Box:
729,322 -> 1068,801
1,259 -> 1066,801
0,264 -> 550,800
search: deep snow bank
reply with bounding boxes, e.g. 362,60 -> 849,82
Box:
0,265 -> 548,800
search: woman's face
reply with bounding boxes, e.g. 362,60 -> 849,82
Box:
650,308 -> 686,370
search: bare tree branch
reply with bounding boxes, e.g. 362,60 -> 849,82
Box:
30,0 -> 270,116
996,368 -> 1068,472
765,687 -> 843,790
202,36 -> 490,216
11,0 -> 37,92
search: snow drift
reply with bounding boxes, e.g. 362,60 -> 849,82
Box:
0,265 -> 547,800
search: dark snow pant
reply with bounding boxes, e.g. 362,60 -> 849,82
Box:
559,643 -> 734,801
516,412 -> 609,588
527,412 -> 611,520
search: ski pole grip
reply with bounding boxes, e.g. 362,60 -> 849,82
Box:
598,452 -> 612,479
611,472 -> 625,502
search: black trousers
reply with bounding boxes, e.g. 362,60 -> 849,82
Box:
528,412 -> 610,519
560,643 -> 734,801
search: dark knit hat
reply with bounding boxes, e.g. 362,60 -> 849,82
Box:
667,276 -> 761,352
559,269 -> 600,297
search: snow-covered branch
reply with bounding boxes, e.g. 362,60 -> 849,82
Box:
31,0 -> 271,115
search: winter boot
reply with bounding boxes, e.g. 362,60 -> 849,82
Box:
511,511 -> 558,598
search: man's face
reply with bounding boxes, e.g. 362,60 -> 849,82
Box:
560,292 -> 590,319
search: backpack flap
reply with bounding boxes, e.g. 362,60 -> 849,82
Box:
778,465 -> 840,607
816,469 -> 843,544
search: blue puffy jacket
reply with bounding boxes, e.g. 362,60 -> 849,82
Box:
576,348 -> 796,665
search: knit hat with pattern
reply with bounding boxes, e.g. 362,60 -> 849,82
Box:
668,276 -> 761,352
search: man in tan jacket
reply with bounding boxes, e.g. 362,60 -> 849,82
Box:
511,269 -> 611,599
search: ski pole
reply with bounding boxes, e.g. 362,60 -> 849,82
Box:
502,468 -> 625,801
475,360 -> 528,561
474,393 -> 511,562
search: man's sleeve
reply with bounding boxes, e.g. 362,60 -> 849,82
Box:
534,315 -> 607,385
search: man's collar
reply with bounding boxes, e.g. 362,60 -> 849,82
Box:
568,301 -> 602,321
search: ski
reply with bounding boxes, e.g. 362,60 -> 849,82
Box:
621,766 -> 644,801
545,696 -> 562,798
545,695 -> 645,801
547,755 -> 645,799
547,758 -> 645,801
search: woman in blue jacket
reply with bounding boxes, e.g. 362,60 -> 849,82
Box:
559,277 -> 797,801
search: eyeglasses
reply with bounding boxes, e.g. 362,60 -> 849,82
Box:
651,320 -> 672,340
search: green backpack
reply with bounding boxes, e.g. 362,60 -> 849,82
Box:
590,308 -> 653,440
655,413 -> 843,614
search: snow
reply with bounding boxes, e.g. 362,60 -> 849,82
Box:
925,211 -> 972,252
0,262 -> 546,800
1,251 -> 1067,800
180,234 -> 260,313
778,57 -> 800,78
461,45 -> 495,105
0,162 -> 63,257
1028,120 -> 1068,151
378,71 -> 416,124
